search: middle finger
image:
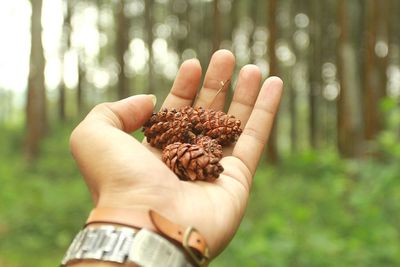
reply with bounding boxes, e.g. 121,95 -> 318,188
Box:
194,49 -> 235,110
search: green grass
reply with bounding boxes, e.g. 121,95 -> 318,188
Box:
1,124 -> 400,266
214,151 -> 400,267
0,124 -> 92,267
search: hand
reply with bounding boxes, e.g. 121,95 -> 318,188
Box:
69,49 -> 283,258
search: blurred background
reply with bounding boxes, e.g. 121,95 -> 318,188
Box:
1,0 -> 400,266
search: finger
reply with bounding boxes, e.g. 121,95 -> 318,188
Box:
194,49 -> 235,110
227,64 -> 262,128
232,76 -> 283,176
161,58 -> 202,109
83,94 -> 156,132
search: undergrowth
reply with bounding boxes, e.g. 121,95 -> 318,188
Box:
0,124 -> 399,267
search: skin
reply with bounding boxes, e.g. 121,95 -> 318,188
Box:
68,50 -> 283,266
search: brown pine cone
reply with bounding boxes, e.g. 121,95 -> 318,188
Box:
143,107 -> 242,148
143,108 -> 192,148
191,135 -> 223,160
162,142 -> 223,181
189,107 -> 242,145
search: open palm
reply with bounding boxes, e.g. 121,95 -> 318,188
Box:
69,50 -> 283,258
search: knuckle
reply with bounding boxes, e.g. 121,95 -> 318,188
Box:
92,102 -> 111,113
242,126 -> 266,145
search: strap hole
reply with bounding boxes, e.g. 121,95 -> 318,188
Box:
178,231 -> 182,235
197,239 -> 200,243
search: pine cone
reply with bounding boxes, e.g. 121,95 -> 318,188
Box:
189,107 -> 242,145
143,106 -> 242,181
143,107 -> 242,147
143,108 -> 192,148
162,142 -> 223,181
191,135 -> 223,160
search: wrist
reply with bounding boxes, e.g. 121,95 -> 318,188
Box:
87,208 -> 210,264
86,207 -> 155,231
68,260 -> 136,267
62,208 -> 210,267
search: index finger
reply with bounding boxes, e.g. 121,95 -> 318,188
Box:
161,58 -> 202,109
232,77 -> 283,176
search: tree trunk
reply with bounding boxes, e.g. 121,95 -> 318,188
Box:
362,0 -> 387,141
175,0 -> 188,62
289,0 -> 299,153
145,0 -> 155,94
389,0 -> 400,139
59,0 -> 72,121
266,0 -> 279,163
59,76 -> 66,120
212,0 -> 222,52
309,0 -> 322,149
391,0 -> 400,67
196,1 -> 214,69
25,0 -> 47,160
116,0 -> 130,99
77,58 -> 85,114
249,0 -> 260,62
230,0 -> 239,40
319,0 -> 337,148
388,0 -> 400,102
375,0 -> 388,100
337,0 -> 364,157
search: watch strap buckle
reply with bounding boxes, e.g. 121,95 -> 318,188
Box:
182,227 -> 209,267
149,210 -> 209,254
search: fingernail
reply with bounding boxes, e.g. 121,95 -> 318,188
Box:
149,94 -> 157,106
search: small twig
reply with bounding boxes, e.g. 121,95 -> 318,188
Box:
207,79 -> 230,109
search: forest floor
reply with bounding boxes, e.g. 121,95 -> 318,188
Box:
1,124 -> 400,267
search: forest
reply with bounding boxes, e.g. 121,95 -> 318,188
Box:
1,0 -> 400,266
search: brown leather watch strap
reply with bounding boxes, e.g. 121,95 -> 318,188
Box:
85,207 -> 209,266
149,210 -> 209,261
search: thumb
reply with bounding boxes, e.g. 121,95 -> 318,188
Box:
86,94 -> 157,132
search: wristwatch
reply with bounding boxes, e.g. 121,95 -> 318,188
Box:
61,225 -> 193,267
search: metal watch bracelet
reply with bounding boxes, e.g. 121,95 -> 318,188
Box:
61,225 -> 193,267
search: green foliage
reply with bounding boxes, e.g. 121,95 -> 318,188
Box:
214,150 -> 400,267
0,124 -> 91,267
1,125 -> 400,266
377,97 -> 400,159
